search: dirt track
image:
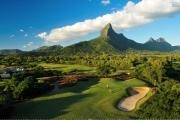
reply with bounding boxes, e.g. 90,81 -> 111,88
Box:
118,87 -> 150,111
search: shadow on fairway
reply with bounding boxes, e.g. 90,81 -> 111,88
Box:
11,94 -> 92,119
60,78 -> 99,93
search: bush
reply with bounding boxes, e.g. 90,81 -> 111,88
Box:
97,65 -> 116,76
136,80 -> 180,119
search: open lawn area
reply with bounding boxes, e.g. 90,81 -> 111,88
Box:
11,78 -> 148,119
39,63 -> 96,74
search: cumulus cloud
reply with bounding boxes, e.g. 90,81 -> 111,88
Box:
24,34 -> 28,37
101,0 -> 110,6
38,0 -> 180,43
9,34 -> 15,38
23,42 -> 33,48
37,32 -> 47,39
20,29 -> 24,32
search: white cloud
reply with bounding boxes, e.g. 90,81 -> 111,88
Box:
20,29 -> 24,32
23,42 -> 33,48
101,0 -> 110,6
24,34 -> 28,37
37,32 -> 47,39
38,0 -> 180,43
9,34 -> 15,38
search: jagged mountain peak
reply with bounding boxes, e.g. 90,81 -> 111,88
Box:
146,37 -> 156,43
101,23 -> 116,39
146,37 -> 170,44
156,37 -> 167,43
144,37 -> 172,51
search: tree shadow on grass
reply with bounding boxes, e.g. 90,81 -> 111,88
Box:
11,94 -> 92,119
48,78 -> 100,95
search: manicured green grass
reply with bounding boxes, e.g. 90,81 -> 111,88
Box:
39,63 -> 96,74
11,78 -> 148,119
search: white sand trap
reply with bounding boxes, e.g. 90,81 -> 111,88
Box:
118,87 -> 150,111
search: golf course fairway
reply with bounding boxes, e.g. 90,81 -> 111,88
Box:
11,78 -> 147,119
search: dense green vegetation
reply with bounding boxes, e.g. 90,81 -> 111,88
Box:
0,65 -> 56,118
97,64 -> 116,76
136,80 -> 180,119
134,61 -> 180,119
0,51 -> 180,119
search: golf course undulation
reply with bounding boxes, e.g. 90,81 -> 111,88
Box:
11,78 -> 148,119
118,87 -> 150,111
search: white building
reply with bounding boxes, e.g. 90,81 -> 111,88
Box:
0,72 -> 11,78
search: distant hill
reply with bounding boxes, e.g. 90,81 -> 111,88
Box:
173,46 -> 180,51
0,49 -> 23,55
33,45 -> 63,53
144,37 -> 173,51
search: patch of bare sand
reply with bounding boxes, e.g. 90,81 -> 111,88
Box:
118,87 -> 150,111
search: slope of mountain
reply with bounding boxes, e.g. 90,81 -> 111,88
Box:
173,46 -> 180,51
33,45 -> 63,53
0,49 -> 23,55
60,38 -> 119,55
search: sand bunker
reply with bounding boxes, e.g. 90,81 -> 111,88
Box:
118,87 -> 150,111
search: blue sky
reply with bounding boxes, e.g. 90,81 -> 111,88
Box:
0,0 -> 180,50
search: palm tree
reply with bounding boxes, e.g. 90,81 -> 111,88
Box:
3,79 -> 16,93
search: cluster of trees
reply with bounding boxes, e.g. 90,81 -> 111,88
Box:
133,58 -> 180,119
0,65 -> 55,118
136,80 -> 180,119
0,52 -> 180,70
135,59 -> 168,86
97,64 -> 116,76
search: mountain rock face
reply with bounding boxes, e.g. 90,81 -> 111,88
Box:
101,23 -> 116,40
101,23 -> 143,50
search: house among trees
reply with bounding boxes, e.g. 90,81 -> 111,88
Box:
16,67 -> 24,72
0,71 -> 11,78
0,66 -> 24,79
